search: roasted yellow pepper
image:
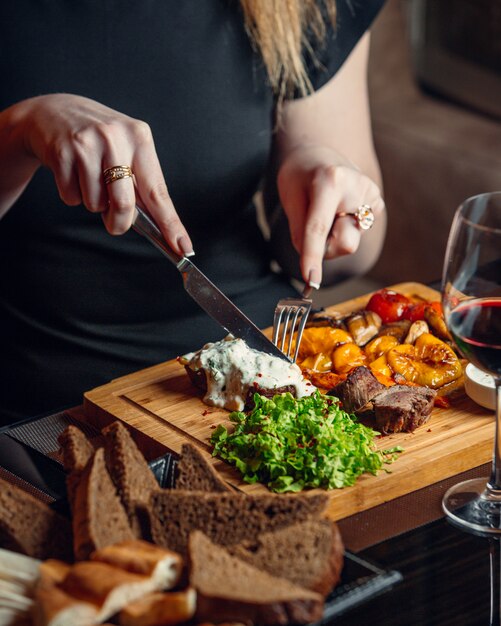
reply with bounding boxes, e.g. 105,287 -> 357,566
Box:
332,342 -> 367,374
369,353 -> 393,378
297,327 -> 353,361
299,353 -> 332,372
364,335 -> 399,362
386,333 -> 462,388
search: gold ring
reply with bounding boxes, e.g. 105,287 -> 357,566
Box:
336,204 -> 375,230
103,165 -> 133,185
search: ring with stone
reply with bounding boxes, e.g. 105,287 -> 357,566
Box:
336,204 -> 375,230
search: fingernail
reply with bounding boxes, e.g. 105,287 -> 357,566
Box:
307,269 -> 321,290
178,235 -> 195,257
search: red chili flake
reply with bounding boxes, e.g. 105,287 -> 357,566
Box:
427,428 -> 432,432
257,373 -> 263,377
202,410 -> 210,416
253,382 -> 259,388
210,424 -> 217,429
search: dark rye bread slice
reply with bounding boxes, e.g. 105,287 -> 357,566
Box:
102,421 -> 160,537
58,425 -> 96,513
147,490 -> 327,557
72,447 -> 135,560
58,425 -> 95,473
176,443 -> 232,493
0,477 -> 73,560
228,518 -> 344,596
189,530 -> 324,625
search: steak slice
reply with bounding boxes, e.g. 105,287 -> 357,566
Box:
327,366 -> 385,412
372,385 -> 437,434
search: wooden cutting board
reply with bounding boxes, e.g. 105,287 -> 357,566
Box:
83,282 -> 494,521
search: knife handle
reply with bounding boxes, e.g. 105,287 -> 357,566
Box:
132,205 -> 187,269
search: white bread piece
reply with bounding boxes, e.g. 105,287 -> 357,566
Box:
90,540 -> 182,588
118,589 -> 196,626
32,565 -> 98,626
39,561 -> 72,586
33,585 -> 98,626
60,560 -> 168,623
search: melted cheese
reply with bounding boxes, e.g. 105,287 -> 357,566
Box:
182,337 -> 316,411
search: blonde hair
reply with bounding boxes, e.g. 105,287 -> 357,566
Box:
240,0 -> 337,99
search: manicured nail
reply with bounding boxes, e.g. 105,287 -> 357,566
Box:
178,235 -> 195,257
307,269 -> 321,290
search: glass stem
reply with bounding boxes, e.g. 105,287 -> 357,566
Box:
488,379 -> 501,492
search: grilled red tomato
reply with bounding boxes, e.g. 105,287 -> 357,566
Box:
403,300 -> 443,322
366,289 -> 411,324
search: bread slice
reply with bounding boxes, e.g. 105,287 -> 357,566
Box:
33,576 -> 98,626
102,421 -> 159,537
58,425 -> 96,513
0,478 -> 73,561
118,589 -> 196,626
33,560 -> 98,626
229,518 -> 344,596
189,530 -> 324,625
90,540 -> 182,588
146,490 -> 327,556
72,447 -> 135,560
58,425 -> 95,474
176,443 -> 232,493
60,560 -> 157,623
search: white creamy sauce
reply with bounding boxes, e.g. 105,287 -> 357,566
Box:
183,337 -> 315,411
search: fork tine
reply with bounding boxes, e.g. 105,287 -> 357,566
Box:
272,298 -> 312,363
293,306 -> 310,363
285,306 -> 302,359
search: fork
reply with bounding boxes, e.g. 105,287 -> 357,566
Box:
272,286 -> 313,362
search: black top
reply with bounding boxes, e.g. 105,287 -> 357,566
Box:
0,0 -> 385,424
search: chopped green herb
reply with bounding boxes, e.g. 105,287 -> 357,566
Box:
210,391 -> 402,493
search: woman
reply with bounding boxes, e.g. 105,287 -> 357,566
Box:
0,0 -> 386,424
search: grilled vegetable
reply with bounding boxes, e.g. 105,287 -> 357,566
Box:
366,289 -> 411,324
297,327 -> 353,361
377,320 -> 412,342
332,342 -> 367,374
364,335 -> 399,362
424,305 -> 452,342
404,320 -> 429,345
386,333 -> 462,388
345,310 -> 382,346
299,353 -> 332,372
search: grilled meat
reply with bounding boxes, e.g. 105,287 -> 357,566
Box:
327,366 -> 385,413
372,385 -> 437,434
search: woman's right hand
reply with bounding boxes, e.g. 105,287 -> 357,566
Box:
4,94 -> 193,255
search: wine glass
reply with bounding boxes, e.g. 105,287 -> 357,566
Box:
441,191 -> 501,534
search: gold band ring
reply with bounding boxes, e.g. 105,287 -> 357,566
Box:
103,165 -> 134,185
336,204 -> 375,231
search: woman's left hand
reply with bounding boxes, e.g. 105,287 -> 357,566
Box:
277,144 -> 385,287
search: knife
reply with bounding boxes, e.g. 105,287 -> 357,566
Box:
132,206 -> 291,361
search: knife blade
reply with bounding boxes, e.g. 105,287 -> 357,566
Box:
132,206 -> 291,361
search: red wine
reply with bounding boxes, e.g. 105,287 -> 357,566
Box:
448,298 -> 501,377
